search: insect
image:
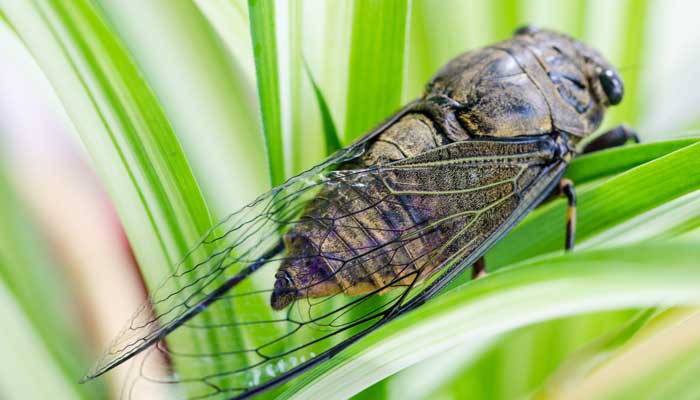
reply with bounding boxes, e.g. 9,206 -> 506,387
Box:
84,27 -> 637,399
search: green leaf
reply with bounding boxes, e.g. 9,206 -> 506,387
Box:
344,0 -> 410,141
248,0 -> 285,186
536,308 -> 700,399
0,0 -> 233,393
0,280 -> 86,400
1,0 -> 214,277
191,0 -> 257,85
567,138 -> 700,184
385,309 -> 635,400
281,241 -> 700,399
481,140 -> 700,273
608,0 -> 650,127
0,156 -> 106,398
533,308 -> 657,399
520,0 -> 588,39
489,0 -> 520,40
99,0 -> 269,216
303,60 -> 341,155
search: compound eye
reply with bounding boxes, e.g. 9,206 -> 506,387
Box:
598,69 -> 624,105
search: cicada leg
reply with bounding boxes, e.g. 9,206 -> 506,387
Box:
582,124 -> 639,154
559,178 -> 577,251
558,125 -> 638,251
473,126 -> 638,278
471,256 -> 487,279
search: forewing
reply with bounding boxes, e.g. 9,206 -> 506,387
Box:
83,141 -> 370,380
90,134 -> 566,400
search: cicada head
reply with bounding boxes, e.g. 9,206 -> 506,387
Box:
513,26 -> 624,139
424,26 -> 624,142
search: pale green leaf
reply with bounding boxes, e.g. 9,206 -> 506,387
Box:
249,0 -> 285,185
344,0 -> 410,141
282,241 -> 700,399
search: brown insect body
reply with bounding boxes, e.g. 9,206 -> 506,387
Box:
85,29 -> 628,399
271,28 -> 622,310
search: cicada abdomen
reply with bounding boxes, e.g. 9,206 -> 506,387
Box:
271,113 -> 444,309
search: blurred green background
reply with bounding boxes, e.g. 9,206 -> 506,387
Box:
1,0 -> 700,399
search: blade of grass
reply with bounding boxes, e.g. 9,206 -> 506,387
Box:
533,308 -> 658,399
567,138 -> 700,183
520,0 -> 588,39
344,0 -> 410,141
0,280 -> 85,400
272,0 -> 331,175
607,0 -> 650,127
0,157 -> 106,399
281,241 -> 700,400
489,0 -> 520,40
287,0 -> 306,172
304,60 -> 341,155
577,189 -> 700,250
1,0 -> 214,279
395,310 -> 635,400
536,307 -> 700,399
191,0 -> 257,84
0,0 -> 237,392
480,140 -> 700,273
249,0 -> 285,186
97,0 -> 269,215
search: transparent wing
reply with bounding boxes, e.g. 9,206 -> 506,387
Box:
88,134 -> 567,400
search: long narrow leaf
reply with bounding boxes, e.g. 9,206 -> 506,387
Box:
610,0 -> 649,126
282,241 -> 700,399
489,0 -> 520,40
248,0 -> 285,185
537,308 -> 700,399
0,158 -> 106,399
304,60 -> 341,155
344,0 -> 410,141
483,140 -> 700,272
0,280 -> 86,400
567,138 -> 699,183
0,0 -> 229,393
99,0 -> 269,215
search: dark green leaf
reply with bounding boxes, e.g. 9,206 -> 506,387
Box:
303,60 -> 341,155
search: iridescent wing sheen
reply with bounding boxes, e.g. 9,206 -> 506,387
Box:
87,133 -> 568,400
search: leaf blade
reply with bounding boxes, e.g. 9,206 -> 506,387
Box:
303,60 -> 341,155
248,0 -> 285,185
344,0 -> 410,141
282,241 -> 700,399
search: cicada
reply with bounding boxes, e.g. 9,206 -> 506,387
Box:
84,27 -> 636,399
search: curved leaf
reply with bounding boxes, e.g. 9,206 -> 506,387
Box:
0,0 -> 229,393
282,241 -> 700,399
